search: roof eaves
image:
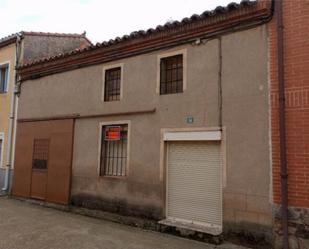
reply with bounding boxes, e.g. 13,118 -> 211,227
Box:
19,0 -> 260,69
0,33 -> 20,49
18,0 -> 273,80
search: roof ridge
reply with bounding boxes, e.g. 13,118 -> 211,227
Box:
0,31 -> 92,49
20,31 -> 87,38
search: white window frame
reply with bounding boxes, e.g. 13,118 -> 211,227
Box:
156,49 -> 187,94
101,63 -> 124,102
0,61 -> 10,93
0,132 -> 4,168
97,120 -> 131,177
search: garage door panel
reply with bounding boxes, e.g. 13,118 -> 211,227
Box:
167,141 -> 222,228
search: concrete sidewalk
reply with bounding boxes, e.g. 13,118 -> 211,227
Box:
0,198 -> 250,249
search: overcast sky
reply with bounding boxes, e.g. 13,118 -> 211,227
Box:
0,0 -> 241,43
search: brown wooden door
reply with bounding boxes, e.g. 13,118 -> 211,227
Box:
12,119 -> 74,204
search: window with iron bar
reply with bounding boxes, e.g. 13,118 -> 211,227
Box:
32,139 -> 49,170
160,54 -> 183,95
0,64 -> 9,93
104,67 -> 121,101
100,124 -> 128,176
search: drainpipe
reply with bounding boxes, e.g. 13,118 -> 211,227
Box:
2,34 -> 22,193
276,0 -> 289,248
218,37 -> 222,128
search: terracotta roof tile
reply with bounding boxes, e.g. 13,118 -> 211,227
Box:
19,0 -> 258,69
20,31 -> 88,39
0,33 -> 20,48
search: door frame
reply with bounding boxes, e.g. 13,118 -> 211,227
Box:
29,138 -> 50,200
159,126 -> 226,234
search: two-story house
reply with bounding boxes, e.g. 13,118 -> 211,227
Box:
13,0 -> 274,245
9,0 -> 309,248
0,31 -> 91,193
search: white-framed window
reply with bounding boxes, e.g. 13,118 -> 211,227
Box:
157,49 -> 187,95
98,121 -> 130,177
0,62 -> 9,93
0,133 -> 4,168
102,63 -> 124,102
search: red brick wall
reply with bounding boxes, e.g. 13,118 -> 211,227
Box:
270,0 -> 309,208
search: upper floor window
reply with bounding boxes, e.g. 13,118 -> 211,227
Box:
104,67 -> 121,101
0,64 -> 9,93
160,54 -> 183,95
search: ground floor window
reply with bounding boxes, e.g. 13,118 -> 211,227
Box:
100,124 -> 128,176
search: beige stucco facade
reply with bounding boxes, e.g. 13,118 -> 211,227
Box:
0,43 -> 15,171
18,25 -> 272,238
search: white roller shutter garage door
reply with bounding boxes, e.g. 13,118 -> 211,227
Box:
166,141 -> 222,235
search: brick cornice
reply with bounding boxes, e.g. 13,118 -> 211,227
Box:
18,0 -> 273,82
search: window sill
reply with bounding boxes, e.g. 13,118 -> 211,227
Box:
103,100 -> 121,102
159,91 -> 184,96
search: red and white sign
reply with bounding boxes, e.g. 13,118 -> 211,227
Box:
104,126 -> 121,141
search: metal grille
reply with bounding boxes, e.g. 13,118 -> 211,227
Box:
0,64 -> 9,93
104,67 -> 121,101
160,54 -> 183,95
100,125 -> 128,176
32,139 -> 49,170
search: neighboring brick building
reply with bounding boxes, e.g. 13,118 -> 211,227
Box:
269,0 -> 309,248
